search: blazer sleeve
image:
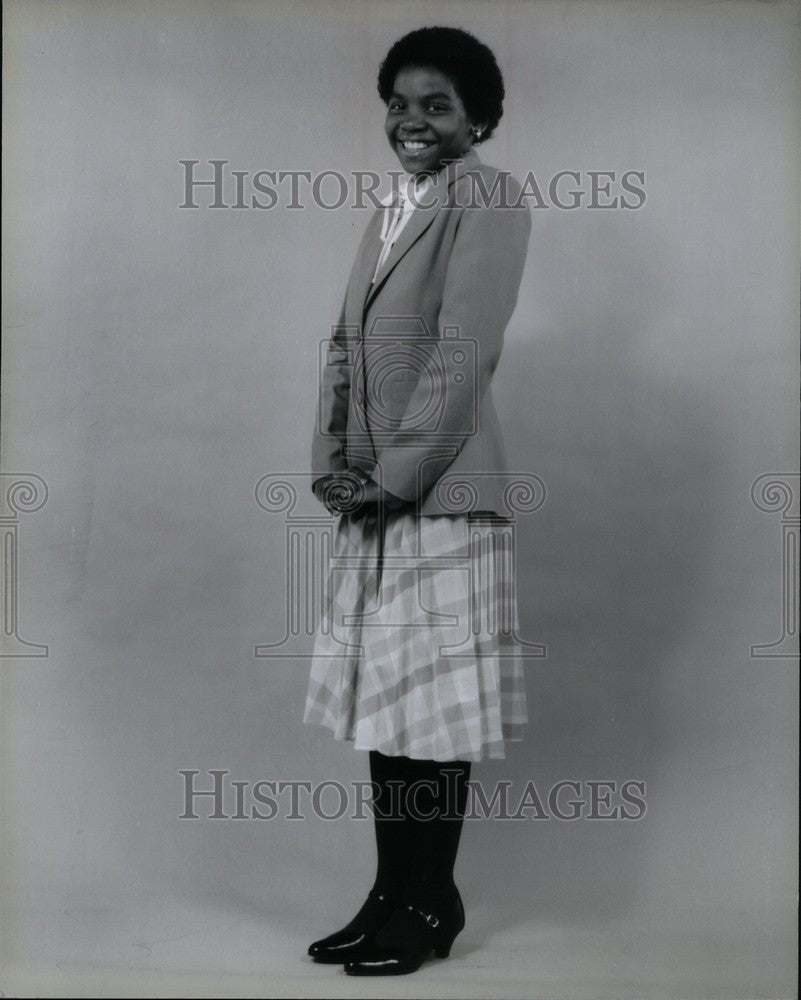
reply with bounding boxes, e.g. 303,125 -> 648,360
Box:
369,181 -> 532,502
310,295 -> 353,482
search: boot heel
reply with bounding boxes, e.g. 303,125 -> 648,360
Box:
433,915 -> 463,958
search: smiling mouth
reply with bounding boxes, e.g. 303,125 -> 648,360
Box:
398,138 -> 436,153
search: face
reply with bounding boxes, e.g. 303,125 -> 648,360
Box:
384,65 -> 479,176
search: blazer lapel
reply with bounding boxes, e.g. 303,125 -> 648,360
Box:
360,149 -> 480,318
349,210 -> 384,323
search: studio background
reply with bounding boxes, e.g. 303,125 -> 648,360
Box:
1,1 -> 798,997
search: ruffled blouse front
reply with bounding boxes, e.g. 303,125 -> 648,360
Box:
371,174 -> 434,284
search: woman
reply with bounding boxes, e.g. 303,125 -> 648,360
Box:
303,26 -> 531,976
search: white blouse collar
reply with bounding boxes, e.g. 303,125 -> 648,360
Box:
380,172 -> 434,207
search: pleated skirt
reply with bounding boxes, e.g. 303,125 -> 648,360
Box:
302,510 -> 529,762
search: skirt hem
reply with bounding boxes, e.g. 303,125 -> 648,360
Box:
303,714 -> 527,763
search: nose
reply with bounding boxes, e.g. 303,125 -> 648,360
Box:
399,116 -> 426,134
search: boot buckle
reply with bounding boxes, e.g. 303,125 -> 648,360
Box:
406,904 -> 439,928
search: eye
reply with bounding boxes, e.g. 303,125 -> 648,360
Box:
427,103 -> 448,113
387,100 -> 405,112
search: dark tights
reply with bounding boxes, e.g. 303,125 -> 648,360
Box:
368,749 -> 471,913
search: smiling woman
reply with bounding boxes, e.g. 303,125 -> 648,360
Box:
379,25 -> 506,174
304,25 -> 531,978
385,66 -> 480,172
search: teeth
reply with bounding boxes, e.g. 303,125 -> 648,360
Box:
402,140 -> 432,150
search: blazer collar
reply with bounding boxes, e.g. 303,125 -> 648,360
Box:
358,147 -> 481,317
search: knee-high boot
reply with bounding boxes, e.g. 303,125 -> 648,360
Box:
307,749 -> 406,962
344,755 -> 471,975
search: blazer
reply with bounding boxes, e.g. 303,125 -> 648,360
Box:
311,147 -> 531,517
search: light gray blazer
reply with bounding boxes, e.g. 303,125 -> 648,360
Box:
311,147 -> 531,516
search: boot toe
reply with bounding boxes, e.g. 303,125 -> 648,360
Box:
308,931 -> 370,962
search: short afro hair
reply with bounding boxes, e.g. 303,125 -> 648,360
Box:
377,26 -> 505,144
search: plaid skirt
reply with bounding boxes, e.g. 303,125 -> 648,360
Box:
302,510 -> 528,761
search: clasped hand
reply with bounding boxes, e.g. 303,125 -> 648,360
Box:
313,468 -> 409,519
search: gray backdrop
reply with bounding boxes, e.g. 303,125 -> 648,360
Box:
1,1 -> 798,997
